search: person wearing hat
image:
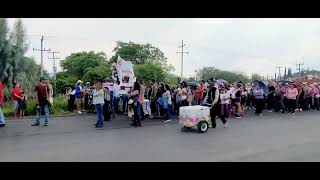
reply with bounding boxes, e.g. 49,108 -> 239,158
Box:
31,76 -> 50,126
75,80 -> 84,114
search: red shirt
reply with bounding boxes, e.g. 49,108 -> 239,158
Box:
11,87 -> 22,101
195,84 -> 204,100
35,83 -> 50,102
0,82 -> 3,105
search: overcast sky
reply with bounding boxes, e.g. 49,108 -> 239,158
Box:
7,18 -> 320,78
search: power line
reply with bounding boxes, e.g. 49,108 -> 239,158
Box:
33,35 -> 51,76
48,51 -> 60,96
47,51 -> 60,77
176,40 -> 189,79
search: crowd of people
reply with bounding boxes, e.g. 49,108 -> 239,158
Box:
1,76 -> 320,129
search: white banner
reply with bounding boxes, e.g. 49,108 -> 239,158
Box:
116,56 -> 135,87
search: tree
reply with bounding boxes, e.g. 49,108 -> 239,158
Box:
60,51 -> 108,79
134,61 -> 166,85
82,64 -> 112,83
15,57 -> 41,97
10,18 -> 28,84
0,18 -> 13,86
287,68 -> 292,78
164,73 -> 180,86
251,73 -> 264,81
110,41 -> 169,67
197,66 -> 250,83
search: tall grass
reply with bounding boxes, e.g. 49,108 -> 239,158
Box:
2,95 -> 68,117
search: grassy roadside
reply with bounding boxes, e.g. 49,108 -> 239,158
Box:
3,95 -> 69,117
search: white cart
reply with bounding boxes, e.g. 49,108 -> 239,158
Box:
179,105 -> 211,133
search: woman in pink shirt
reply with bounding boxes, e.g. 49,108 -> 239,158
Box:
286,84 -> 298,114
309,84 -> 319,110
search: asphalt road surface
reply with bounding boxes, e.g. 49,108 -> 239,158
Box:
1,110 -> 320,162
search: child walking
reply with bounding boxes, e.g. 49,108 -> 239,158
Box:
19,91 -> 27,117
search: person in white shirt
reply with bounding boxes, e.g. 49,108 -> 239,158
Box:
113,83 -> 121,114
92,82 -> 105,128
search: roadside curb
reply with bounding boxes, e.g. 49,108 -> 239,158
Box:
5,112 -> 93,121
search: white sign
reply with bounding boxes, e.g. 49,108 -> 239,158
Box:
116,56 -> 135,87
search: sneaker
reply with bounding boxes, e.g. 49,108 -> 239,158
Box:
43,124 -> 48,127
31,123 -> 40,126
224,123 -> 228,128
77,111 -> 82,114
300,109 -> 303,111
235,115 -> 241,119
164,119 -> 172,122
268,110 -> 272,113
209,124 -> 213,128
292,112 -> 295,115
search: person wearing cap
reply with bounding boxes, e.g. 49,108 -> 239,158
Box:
31,76 -> 50,126
75,80 -> 84,114
0,81 -> 5,127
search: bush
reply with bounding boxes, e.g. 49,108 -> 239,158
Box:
2,103 -> 13,117
2,95 -> 69,117
51,95 -> 68,114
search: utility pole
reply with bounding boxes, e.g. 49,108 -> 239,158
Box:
47,51 -> 60,79
276,66 -> 282,81
296,62 -> 304,77
48,51 -> 60,96
176,40 -> 189,80
33,35 -> 51,76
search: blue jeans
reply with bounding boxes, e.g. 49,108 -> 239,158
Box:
113,97 -> 120,114
164,104 -> 171,120
0,107 -> 5,125
120,94 -> 129,113
95,104 -> 104,127
35,103 -> 49,125
109,92 -> 115,115
133,102 -> 140,124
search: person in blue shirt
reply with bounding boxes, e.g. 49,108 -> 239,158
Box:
75,80 -> 84,114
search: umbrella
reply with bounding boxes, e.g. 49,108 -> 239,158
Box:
252,80 -> 269,94
188,82 -> 198,90
217,79 -> 228,84
215,80 -> 224,87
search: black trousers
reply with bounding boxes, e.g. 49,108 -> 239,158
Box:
150,100 -> 158,117
267,96 -> 274,110
274,96 -> 285,112
255,99 -> 264,114
103,100 -> 111,121
210,105 -> 227,128
287,99 -> 296,113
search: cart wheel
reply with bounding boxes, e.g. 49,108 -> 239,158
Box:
198,121 -> 209,133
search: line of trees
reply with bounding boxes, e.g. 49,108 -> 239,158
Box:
0,18 -> 43,100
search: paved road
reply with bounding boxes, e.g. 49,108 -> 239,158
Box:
1,110 -> 320,162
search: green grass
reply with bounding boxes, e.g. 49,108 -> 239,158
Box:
2,95 -> 68,117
